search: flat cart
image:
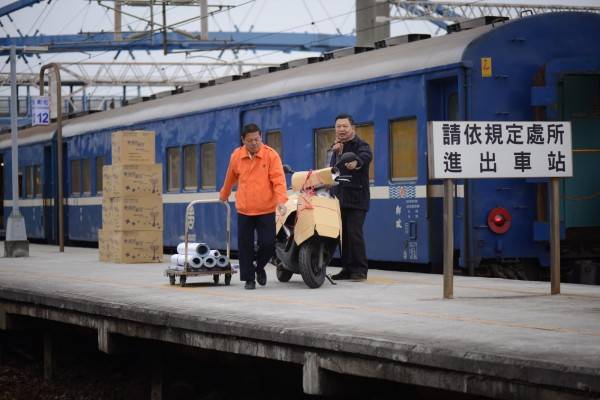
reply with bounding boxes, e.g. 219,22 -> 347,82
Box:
165,199 -> 237,287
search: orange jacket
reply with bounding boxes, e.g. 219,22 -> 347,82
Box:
219,144 -> 288,216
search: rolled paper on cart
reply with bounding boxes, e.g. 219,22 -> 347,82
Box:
170,254 -> 202,267
203,255 -> 217,268
209,249 -> 220,258
216,255 -> 229,268
169,265 -> 183,271
177,242 -> 210,257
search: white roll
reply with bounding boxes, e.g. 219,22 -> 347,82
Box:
209,249 -> 220,258
177,242 -> 210,257
170,254 -> 202,267
203,255 -> 217,268
216,255 -> 229,268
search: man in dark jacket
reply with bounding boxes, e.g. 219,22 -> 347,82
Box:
329,114 -> 372,281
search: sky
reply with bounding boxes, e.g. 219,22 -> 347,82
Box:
1,0 -> 600,98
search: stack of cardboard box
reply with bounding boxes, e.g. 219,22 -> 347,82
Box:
99,131 -> 163,263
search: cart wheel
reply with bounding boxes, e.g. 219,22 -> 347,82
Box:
180,276 -> 187,287
169,275 -> 176,285
225,273 -> 232,286
213,274 -> 220,284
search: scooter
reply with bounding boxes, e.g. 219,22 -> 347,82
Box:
272,152 -> 360,288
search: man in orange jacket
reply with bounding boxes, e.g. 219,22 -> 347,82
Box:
219,123 -> 288,290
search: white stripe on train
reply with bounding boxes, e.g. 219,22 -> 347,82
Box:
3,185 -> 464,208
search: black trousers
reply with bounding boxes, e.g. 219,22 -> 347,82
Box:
237,212 -> 275,282
341,208 -> 368,275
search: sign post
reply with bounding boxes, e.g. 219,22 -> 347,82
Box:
428,121 -> 573,297
443,179 -> 454,299
4,45 -> 29,257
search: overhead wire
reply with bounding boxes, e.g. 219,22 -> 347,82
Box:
25,0 -> 52,36
8,0 -> 410,94
317,0 -> 343,34
301,0 -> 320,34
57,2 -> 92,35
34,0 -> 58,32
235,4 -> 410,64
236,0 -> 258,29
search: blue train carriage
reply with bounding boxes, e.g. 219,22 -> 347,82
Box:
3,12 -> 599,283
0,125 -> 56,242
456,12 -> 600,281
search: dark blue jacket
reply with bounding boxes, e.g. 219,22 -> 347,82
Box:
329,135 -> 372,211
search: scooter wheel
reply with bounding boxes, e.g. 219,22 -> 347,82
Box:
298,239 -> 328,288
276,266 -> 293,282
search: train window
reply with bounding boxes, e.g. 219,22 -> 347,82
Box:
390,118 -> 418,181
200,142 -> 216,189
82,159 -> 91,195
96,156 -> 104,194
266,131 -> 282,155
356,124 -> 375,183
71,159 -> 81,195
315,124 -> 375,182
183,144 -> 198,190
34,165 -> 41,197
314,127 -> 336,169
167,147 -> 181,192
25,166 -> 33,197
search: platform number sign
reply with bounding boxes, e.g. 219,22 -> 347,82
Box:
32,96 -> 50,126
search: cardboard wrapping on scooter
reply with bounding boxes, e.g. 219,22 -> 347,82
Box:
291,167 -> 336,191
294,195 -> 342,246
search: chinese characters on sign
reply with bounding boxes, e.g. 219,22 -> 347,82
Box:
428,121 -> 572,179
31,96 -> 50,126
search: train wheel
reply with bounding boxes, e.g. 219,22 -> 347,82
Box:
213,274 -> 220,284
180,276 -> 187,287
224,273 -> 232,286
169,275 -> 176,285
298,239 -> 328,289
276,266 -> 293,282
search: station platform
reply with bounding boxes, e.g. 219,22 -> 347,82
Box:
0,244 -> 599,399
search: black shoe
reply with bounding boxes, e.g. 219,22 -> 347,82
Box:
350,273 -> 367,281
256,268 -> 267,286
331,270 -> 352,280
244,280 -> 256,290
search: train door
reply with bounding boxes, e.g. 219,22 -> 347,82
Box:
62,142 -> 69,244
426,76 -> 461,271
43,145 -> 55,243
233,105 -> 282,251
0,154 -> 3,232
533,59 -> 600,282
559,74 -> 600,273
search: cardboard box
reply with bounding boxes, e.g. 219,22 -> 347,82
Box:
98,228 -> 110,261
103,164 -> 162,197
99,229 -> 163,263
112,130 -> 156,165
102,196 -> 163,231
293,196 -> 341,245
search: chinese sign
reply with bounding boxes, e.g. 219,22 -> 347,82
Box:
31,96 -> 50,126
428,121 -> 572,179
